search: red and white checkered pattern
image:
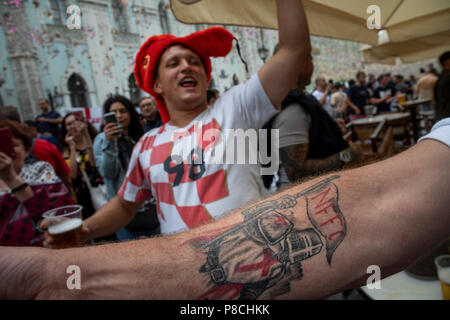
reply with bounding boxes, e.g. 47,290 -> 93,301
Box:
118,74 -> 277,234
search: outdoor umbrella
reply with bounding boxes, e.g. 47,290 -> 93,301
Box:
362,30 -> 450,64
170,0 -> 450,47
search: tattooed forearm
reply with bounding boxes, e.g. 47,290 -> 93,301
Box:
187,175 -> 346,300
280,144 -> 344,182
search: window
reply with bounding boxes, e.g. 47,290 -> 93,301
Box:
49,0 -> 66,25
128,73 -> 141,105
68,73 -> 89,108
159,1 -> 170,34
111,0 -> 128,34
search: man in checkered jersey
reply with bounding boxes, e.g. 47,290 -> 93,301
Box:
46,0 -> 312,241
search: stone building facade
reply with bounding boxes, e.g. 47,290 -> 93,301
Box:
0,0 -> 436,120
0,0 -> 278,120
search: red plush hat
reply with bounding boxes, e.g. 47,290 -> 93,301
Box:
134,27 -> 234,124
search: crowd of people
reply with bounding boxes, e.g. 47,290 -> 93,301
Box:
307,64 -> 445,123
0,48 -> 449,248
0,93 -> 163,245
0,0 -> 449,300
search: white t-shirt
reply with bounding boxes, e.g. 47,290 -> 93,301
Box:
312,90 -> 333,117
418,118 -> 450,147
118,74 -> 277,235
330,91 -> 347,117
416,74 -> 438,101
272,104 -> 310,187
273,104 -> 310,148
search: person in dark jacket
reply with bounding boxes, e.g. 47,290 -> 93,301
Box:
434,51 -> 450,122
138,96 -> 162,133
265,53 -> 363,188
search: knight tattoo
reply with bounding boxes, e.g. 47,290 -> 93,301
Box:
189,175 -> 346,300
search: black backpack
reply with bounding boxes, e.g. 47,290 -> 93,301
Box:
261,90 -> 348,189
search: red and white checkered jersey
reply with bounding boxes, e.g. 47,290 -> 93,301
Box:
118,74 -> 278,235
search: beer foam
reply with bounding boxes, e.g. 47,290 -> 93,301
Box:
438,268 -> 450,284
48,218 -> 82,235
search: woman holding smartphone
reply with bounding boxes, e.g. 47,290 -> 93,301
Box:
59,112 -> 100,220
93,95 -> 160,240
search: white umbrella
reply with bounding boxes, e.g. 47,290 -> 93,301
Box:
170,0 -> 450,46
363,30 -> 450,64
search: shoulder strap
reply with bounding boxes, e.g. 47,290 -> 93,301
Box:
78,164 -> 93,192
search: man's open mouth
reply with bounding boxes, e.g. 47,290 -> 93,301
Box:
179,77 -> 198,88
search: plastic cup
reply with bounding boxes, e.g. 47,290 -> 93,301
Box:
364,105 -> 374,117
43,205 -> 83,249
434,254 -> 450,300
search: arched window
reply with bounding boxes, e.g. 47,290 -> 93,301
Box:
49,0 -> 66,25
159,2 -> 170,34
128,73 -> 141,105
68,73 -> 89,108
112,0 -> 128,34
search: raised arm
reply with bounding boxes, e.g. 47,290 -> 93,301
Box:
317,93 -> 328,106
258,0 -> 311,109
315,86 -> 331,106
3,137 -> 449,299
370,93 -> 391,105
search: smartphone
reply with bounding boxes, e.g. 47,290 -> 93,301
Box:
73,111 -> 85,122
0,127 -> 16,159
104,112 -> 117,124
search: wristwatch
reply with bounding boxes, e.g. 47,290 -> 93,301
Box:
339,150 -> 351,164
5,182 -> 30,194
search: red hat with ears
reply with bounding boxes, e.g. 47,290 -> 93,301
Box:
134,27 -> 234,124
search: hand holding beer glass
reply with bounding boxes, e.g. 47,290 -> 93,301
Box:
435,254 -> 450,300
398,94 -> 406,106
41,205 -> 89,249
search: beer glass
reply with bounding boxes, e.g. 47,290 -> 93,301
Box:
364,105 -> 373,117
434,254 -> 450,300
43,205 -> 83,249
398,94 -> 406,106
